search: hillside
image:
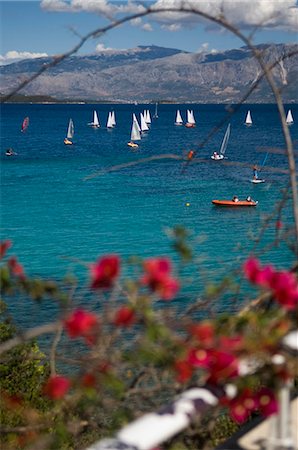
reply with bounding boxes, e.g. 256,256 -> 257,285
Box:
1,44 -> 297,103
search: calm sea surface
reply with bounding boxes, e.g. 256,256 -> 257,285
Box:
1,103 -> 297,326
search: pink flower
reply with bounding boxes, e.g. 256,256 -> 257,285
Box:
187,348 -> 239,383
43,375 -> 71,400
187,348 -> 212,368
229,388 -> 257,424
90,255 -> 120,289
0,240 -> 12,259
256,387 -> 278,417
141,257 -> 180,300
243,257 -> 262,284
64,309 -> 99,345
113,306 -> 135,327
269,271 -> 298,310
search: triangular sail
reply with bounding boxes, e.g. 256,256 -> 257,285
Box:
140,113 -> 149,132
187,110 -> 195,124
245,110 -> 252,125
107,112 -> 113,128
286,109 -> 294,124
21,116 -> 29,132
130,117 -> 141,141
67,119 -> 74,139
175,110 -> 183,124
111,111 -> 116,127
153,102 -> 158,119
219,124 -> 230,156
93,111 -> 100,127
133,113 -> 141,132
145,110 -> 151,124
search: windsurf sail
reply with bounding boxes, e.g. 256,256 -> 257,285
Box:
21,116 -> 29,132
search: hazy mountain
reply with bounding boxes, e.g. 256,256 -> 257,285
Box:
1,44 -> 297,103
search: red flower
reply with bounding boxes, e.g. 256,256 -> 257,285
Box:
0,240 -> 12,259
90,255 -> 120,289
243,257 -> 262,284
64,309 -> 99,345
141,257 -> 180,300
220,335 -> 244,352
189,321 -> 215,347
269,271 -> 298,310
81,373 -> 96,388
187,348 -> 239,383
8,257 -> 25,278
256,387 -> 278,417
229,388 -> 257,424
187,348 -> 211,368
174,359 -> 193,383
113,306 -> 136,327
43,375 -> 71,400
276,220 -> 283,229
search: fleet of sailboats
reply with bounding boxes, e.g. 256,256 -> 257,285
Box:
64,118 -> 74,145
286,109 -> 294,126
245,110 -> 252,126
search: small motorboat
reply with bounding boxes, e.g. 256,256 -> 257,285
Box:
212,199 -> 258,207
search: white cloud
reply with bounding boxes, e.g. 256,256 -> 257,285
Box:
150,0 -> 298,32
161,23 -> 181,31
41,0 -> 146,16
0,51 -> 48,65
142,23 -> 153,31
95,43 -> 115,52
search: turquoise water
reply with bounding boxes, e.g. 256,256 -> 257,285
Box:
1,103 -> 297,324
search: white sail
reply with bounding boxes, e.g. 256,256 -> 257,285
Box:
175,109 -> 183,125
133,113 -> 141,132
245,110 -> 252,125
140,113 -> 149,132
219,124 -> 230,156
286,109 -> 294,125
111,111 -> 116,127
131,118 -> 141,141
107,112 -> 113,128
187,110 -> 195,125
89,110 -> 100,127
67,118 -> 74,139
145,109 -> 151,124
153,102 -> 158,119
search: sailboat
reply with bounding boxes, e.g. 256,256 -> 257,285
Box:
175,110 -> 183,126
88,110 -> 100,128
286,109 -> 294,126
185,110 -> 196,128
21,116 -> 29,132
153,102 -> 158,119
211,124 -> 231,160
106,112 -> 113,128
245,110 -> 252,126
140,113 -> 149,132
128,115 -> 141,148
64,118 -> 74,145
145,110 -> 151,125
111,111 -> 116,127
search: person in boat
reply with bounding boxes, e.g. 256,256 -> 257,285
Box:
213,151 -> 219,159
5,147 -> 16,156
246,196 -> 253,202
232,195 -> 239,202
187,150 -> 195,160
253,165 -> 258,180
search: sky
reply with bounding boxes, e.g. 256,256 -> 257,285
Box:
0,0 -> 297,64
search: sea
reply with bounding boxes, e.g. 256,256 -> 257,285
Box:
0,103 -> 297,328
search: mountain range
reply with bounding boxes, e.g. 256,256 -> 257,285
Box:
1,43 -> 297,103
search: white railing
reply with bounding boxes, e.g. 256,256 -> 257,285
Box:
86,330 -> 298,450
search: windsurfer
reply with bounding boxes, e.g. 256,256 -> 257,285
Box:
253,165 -> 258,180
187,150 -> 195,160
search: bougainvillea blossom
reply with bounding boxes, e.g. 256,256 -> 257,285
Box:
0,240 -> 12,259
228,388 -> 257,423
43,375 -> 71,400
8,256 -> 25,278
90,255 -> 120,289
141,257 -> 180,300
64,309 -> 99,345
113,306 -> 136,327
